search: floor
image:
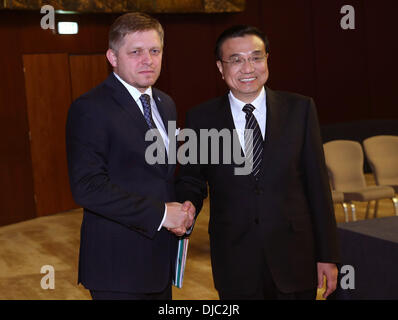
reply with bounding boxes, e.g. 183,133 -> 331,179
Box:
0,174 -> 396,300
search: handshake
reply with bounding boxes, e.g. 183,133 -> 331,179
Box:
164,201 -> 196,237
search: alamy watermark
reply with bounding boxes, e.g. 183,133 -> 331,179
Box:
145,121 -> 254,176
340,264 -> 355,290
40,265 -> 55,290
341,5 -> 355,30
40,4 -> 355,31
40,5 -> 55,30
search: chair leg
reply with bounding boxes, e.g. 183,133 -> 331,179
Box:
393,197 -> 398,216
374,200 -> 379,218
350,203 -> 357,222
342,202 -> 349,222
365,201 -> 371,219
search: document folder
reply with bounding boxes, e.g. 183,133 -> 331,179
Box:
173,237 -> 189,288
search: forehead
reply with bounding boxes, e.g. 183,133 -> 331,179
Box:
121,29 -> 162,48
221,35 -> 265,56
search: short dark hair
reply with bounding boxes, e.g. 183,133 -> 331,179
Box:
109,12 -> 164,51
215,25 -> 270,61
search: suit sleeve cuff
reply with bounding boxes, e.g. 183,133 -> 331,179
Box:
157,204 -> 167,231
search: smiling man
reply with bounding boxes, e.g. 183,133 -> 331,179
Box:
66,12 -> 194,300
177,25 -> 340,300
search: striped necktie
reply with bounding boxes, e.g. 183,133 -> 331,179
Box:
139,93 -> 168,164
140,94 -> 156,129
242,104 -> 263,176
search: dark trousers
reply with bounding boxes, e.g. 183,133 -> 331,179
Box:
218,257 -> 317,300
90,283 -> 172,300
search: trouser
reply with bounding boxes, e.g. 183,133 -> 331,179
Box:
90,283 -> 172,300
218,257 -> 317,300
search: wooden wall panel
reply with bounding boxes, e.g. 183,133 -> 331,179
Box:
363,0 -> 398,119
257,0 -> 316,97
1,0 -> 398,226
23,53 -> 78,216
0,12 -> 36,226
0,10 -> 114,226
157,0 -> 277,126
311,0 -> 372,124
69,54 -> 110,100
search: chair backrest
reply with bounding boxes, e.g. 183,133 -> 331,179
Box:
363,135 -> 398,186
323,140 -> 367,192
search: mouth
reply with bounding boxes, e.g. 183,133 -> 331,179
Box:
239,77 -> 257,83
139,70 -> 155,74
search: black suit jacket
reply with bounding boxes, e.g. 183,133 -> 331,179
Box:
66,73 -> 178,293
177,87 -> 340,294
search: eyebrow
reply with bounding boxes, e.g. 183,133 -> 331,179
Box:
228,50 -> 264,58
127,45 -> 162,50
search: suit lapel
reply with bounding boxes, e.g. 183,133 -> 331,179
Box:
214,95 -> 253,180
152,89 -> 175,177
217,87 -> 287,183
257,87 -> 287,179
105,74 -> 170,177
152,89 -> 171,136
106,74 -> 149,136
215,95 -> 237,132
215,87 -> 287,182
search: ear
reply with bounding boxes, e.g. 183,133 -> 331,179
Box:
106,49 -> 118,68
216,60 -> 224,80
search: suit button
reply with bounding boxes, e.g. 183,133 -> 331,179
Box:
255,218 -> 259,224
255,187 -> 264,195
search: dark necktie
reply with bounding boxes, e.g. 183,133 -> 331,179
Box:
139,93 -> 168,164
140,94 -> 156,129
242,104 -> 263,176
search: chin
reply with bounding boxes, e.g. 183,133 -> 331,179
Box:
138,81 -> 156,88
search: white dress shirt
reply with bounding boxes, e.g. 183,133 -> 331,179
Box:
113,72 -> 168,231
228,87 -> 267,154
113,72 -> 170,154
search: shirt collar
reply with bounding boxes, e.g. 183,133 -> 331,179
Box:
113,72 -> 152,102
229,87 -> 266,115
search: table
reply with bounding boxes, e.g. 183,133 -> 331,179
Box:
331,216 -> 398,300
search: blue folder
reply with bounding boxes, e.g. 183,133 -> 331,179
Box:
173,237 -> 189,288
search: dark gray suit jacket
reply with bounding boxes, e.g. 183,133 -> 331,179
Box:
66,73 -> 178,293
177,87 -> 340,294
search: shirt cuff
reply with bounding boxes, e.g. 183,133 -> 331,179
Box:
158,204 -> 167,231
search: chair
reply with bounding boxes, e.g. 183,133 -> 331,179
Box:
363,135 -> 398,217
331,190 -> 350,222
323,140 -> 396,222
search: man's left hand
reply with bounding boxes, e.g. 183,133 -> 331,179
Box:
317,262 -> 338,299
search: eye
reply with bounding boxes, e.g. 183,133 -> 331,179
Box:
129,50 -> 140,56
231,56 -> 243,64
151,49 -> 161,55
251,55 -> 266,63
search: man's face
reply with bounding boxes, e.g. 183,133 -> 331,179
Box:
106,30 -> 162,92
216,35 -> 269,103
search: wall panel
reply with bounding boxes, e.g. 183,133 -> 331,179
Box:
0,0 -> 397,226
23,53 -> 77,216
311,0 -> 371,124
69,54 -> 110,100
0,11 -> 36,226
363,0 -> 398,119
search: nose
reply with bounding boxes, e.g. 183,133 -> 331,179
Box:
141,50 -> 153,65
241,58 -> 255,73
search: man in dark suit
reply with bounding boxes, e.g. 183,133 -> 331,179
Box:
176,25 -> 340,300
66,12 -> 194,300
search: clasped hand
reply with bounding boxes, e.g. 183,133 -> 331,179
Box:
164,201 -> 195,236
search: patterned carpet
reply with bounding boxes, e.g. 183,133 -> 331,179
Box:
0,174 -> 396,300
